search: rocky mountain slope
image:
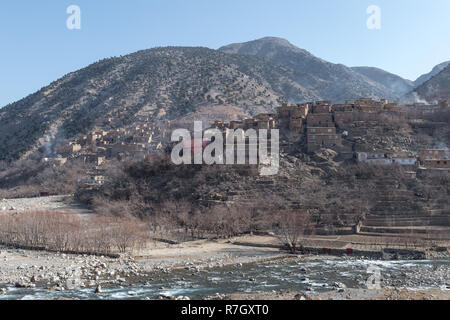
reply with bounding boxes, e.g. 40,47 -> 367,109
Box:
0,46 -> 311,160
412,65 -> 450,102
219,37 -> 401,102
414,61 -> 450,87
0,38 -> 427,161
351,66 -> 414,96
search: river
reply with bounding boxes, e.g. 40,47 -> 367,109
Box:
1,256 -> 449,300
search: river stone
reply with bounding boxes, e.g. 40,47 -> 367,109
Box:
14,282 -> 29,288
333,282 -> 347,289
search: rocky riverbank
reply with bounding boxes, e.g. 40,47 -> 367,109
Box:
382,261 -> 450,289
222,288 -> 450,300
0,239 -> 287,292
1,236 -> 449,300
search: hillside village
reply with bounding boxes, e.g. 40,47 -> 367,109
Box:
46,97 -> 450,186
213,98 -> 449,167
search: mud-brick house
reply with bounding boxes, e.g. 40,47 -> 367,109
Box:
307,133 -> 342,152
421,159 -> 450,169
277,104 -> 310,121
307,113 -> 334,127
419,149 -> 449,161
357,98 -> 375,106
243,118 -> 258,130
334,111 -> 354,125
356,152 -> 393,165
307,127 -> 337,135
254,113 -> 277,129
107,143 -> 142,158
254,113 -> 275,121
391,153 -> 418,166
383,102 -> 402,112
44,157 -> 67,167
355,98 -> 382,113
295,103 -> 311,117
254,118 -> 276,130
55,143 -> 82,156
357,152 -> 417,166
313,101 -> 332,114
82,154 -> 106,166
332,104 -> 353,112
289,118 -> 303,132
439,99 -> 449,109
229,120 -> 244,130
356,105 -> 380,114
211,121 -> 229,130
277,103 -> 292,118
419,149 -> 450,169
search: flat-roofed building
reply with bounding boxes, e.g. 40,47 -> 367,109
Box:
307,113 -> 334,127
334,111 -> 354,125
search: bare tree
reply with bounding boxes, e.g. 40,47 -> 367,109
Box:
274,210 -> 314,253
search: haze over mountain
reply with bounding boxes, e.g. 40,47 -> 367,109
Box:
412,64 -> 450,102
351,66 -> 414,96
414,61 -> 450,87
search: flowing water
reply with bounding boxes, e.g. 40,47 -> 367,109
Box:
1,256 -> 449,300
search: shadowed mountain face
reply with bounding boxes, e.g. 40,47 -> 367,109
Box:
412,65 -> 450,102
219,37 -> 401,102
351,66 -> 414,97
414,61 -> 450,87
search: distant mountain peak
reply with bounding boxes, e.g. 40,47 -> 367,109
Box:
220,37 -> 405,101
222,36 -> 294,47
252,36 -> 293,44
219,36 -> 315,59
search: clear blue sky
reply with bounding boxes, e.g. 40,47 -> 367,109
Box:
1,0 -> 449,107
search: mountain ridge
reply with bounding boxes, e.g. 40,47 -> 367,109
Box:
219,37 -> 406,101
414,61 -> 450,87
0,46 -> 312,160
1,37 -> 448,161
351,66 -> 414,97
412,64 -> 450,103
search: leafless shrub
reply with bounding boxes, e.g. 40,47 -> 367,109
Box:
273,210 -> 315,253
91,196 -> 137,218
0,211 -> 146,254
111,218 -> 143,253
0,159 -> 90,199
